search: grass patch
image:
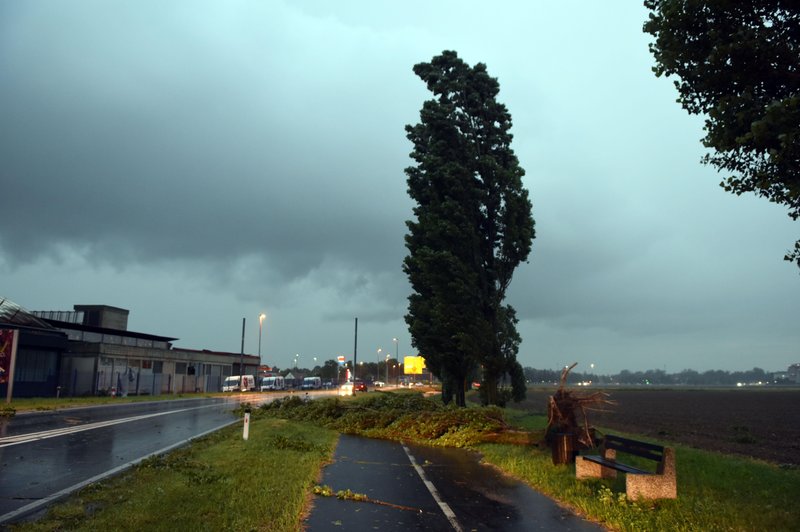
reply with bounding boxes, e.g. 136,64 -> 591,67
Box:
260,394 -> 800,531
478,417 -> 800,532
9,391 -> 800,531
7,417 -> 337,532
5,393 -> 219,414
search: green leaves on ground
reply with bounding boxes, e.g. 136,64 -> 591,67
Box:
256,392 -> 513,448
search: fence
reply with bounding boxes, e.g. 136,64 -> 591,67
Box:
64,368 -> 223,397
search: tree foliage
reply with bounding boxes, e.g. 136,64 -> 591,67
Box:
643,1 -> 800,267
403,51 -> 535,407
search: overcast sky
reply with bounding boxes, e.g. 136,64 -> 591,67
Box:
1,1 -> 797,375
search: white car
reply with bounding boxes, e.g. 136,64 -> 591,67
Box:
373,381 -> 385,388
338,382 -> 354,396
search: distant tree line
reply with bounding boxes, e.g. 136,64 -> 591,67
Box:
278,362 -> 794,388
524,366 -> 793,386
274,359 -> 402,384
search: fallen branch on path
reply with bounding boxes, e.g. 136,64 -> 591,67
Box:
313,485 -> 424,513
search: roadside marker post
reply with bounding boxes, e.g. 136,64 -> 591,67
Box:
243,406 -> 251,440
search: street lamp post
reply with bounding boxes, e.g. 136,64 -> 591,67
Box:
239,317 -> 246,376
258,313 -> 266,368
392,338 -> 398,387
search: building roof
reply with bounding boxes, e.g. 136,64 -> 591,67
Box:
0,297 -> 53,329
44,318 -> 178,342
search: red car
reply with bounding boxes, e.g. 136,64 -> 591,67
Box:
353,380 -> 367,392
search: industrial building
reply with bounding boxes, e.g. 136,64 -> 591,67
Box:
0,298 -> 259,398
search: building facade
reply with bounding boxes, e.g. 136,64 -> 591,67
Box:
2,298 -> 259,398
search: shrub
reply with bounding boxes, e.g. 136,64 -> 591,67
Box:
257,391 -> 516,448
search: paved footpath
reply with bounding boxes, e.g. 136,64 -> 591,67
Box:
304,434 -> 605,531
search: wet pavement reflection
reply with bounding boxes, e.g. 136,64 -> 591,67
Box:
306,434 -> 604,531
0,397 -> 241,523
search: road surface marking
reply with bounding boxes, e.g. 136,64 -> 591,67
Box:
0,418 -> 238,525
0,403 -> 223,448
402,444 -> 463,532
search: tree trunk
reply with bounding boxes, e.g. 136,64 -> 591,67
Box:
483,377 -> 498,406
456,377 -> 466,407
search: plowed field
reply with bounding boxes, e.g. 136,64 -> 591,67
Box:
521,387 -> 800,466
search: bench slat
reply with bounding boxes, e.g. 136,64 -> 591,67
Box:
581,455 -> 653,475
604,434 -> 665,462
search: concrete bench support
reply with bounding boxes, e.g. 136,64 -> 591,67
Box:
576,439 -> 677,500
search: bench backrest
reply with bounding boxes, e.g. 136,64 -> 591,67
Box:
603,434 -> 665,463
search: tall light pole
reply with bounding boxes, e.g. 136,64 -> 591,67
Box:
353,317 -> 358,381
377,348 -> 382,381
258,313 -> 266,368
294,354 -> 299,370
393,338 -> 398,386
239,317 -> 246,376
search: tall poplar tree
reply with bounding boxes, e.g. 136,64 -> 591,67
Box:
403,51 -> 535,407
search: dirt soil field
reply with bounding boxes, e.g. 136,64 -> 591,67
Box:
521,387 -> 800,466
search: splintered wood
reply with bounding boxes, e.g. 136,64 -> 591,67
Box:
547,363 -> 615,449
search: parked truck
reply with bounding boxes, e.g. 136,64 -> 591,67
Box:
222,375 -> 256,392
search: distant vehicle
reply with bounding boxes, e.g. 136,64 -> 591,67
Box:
301,376 -> 322,390
260,376 -> 285,391
338,381 -> 354,396
373,381 -> 385,388
222,375 -> 256,392
353,380 -> 367,392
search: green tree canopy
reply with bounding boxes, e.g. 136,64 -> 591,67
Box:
403,51 -> 535,406
644,1 -> 800,267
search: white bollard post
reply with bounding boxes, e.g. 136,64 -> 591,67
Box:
243,411 -> 250,440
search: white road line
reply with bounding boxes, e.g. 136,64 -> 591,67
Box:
0,403 -> 224,448
0,418 -> 239,525
402,444 -> 464,532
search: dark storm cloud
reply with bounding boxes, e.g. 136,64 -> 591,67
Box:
0,0 -> 415,285
1,1 -> 797,373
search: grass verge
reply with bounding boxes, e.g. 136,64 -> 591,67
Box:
2,393 -> 219,415
259,393 -> 800,531
7,417 -> 337,532
478,436 -> 799,531
7,391 -> 800,531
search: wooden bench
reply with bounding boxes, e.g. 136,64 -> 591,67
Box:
575,434 -> 677,500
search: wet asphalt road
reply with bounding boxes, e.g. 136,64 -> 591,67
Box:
0,397 -> 246,523
305,434 -> 605,531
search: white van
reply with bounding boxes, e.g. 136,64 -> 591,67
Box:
222,375 -> 256,392
260,375 -> 285,391
301,376 -> 322,390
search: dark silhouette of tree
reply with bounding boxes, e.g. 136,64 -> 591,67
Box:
644,1 -> 800,267
404,51 -> 535,406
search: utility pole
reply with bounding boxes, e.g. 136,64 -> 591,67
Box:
392,337 -> 398,387
353,317 -> 358,381
239,317 -> 246,375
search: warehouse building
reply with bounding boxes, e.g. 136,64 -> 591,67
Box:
1,298 -> 259,398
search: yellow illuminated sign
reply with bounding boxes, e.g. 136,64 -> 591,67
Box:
403,356 -> 426,375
